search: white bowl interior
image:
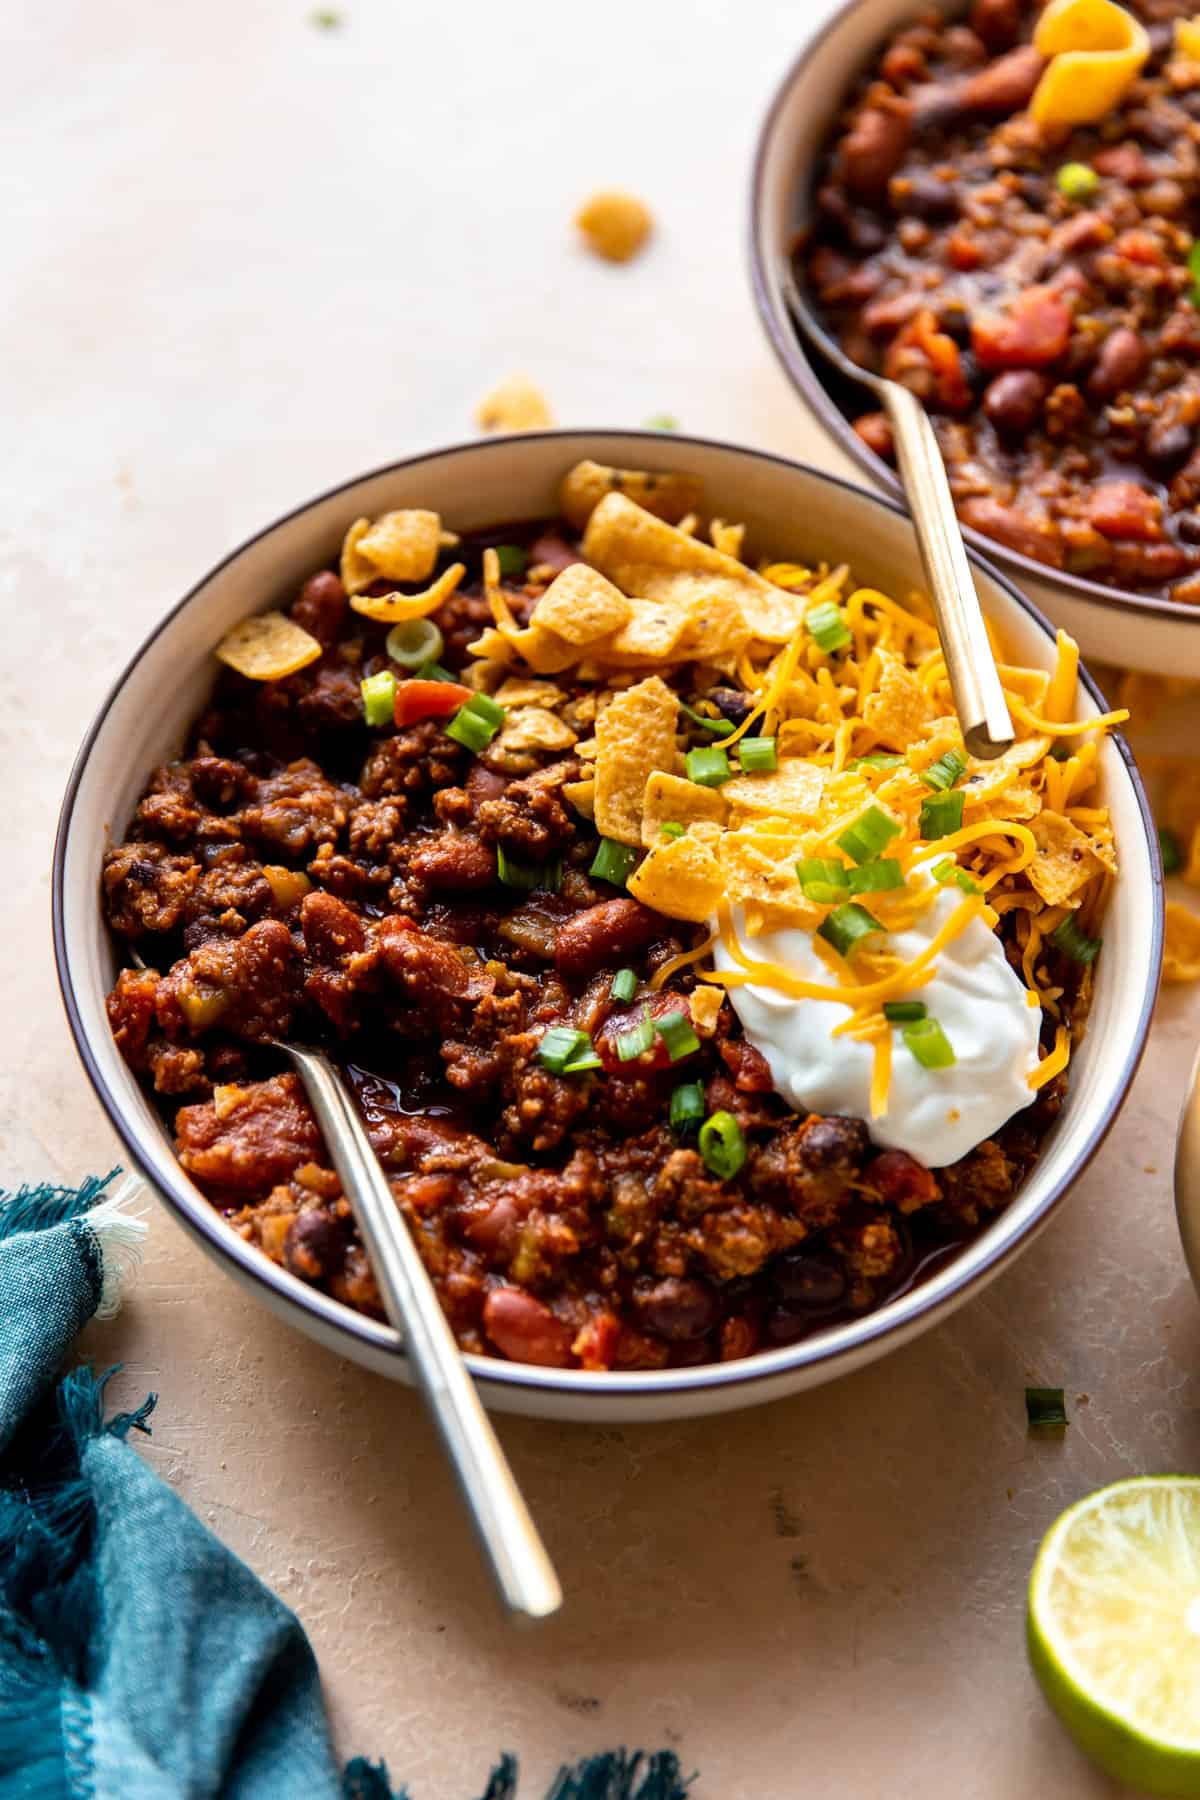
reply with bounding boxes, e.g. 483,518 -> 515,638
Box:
751,0 -> 1200,677
56,432 -> 1161,1420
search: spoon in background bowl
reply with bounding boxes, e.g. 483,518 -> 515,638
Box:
781,269 -> 1015,761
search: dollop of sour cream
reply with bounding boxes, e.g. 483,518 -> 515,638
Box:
712,889 -> 1043,1167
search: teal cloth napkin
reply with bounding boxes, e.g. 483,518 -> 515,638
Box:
0,1172 -> 691,1800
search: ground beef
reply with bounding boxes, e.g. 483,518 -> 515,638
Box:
805,0 -> 1200,599
102,513 -> 1067,1372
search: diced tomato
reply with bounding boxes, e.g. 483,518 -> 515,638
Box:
946,231 -> 983,272
885,308 -> 972,412
1112,228 -> 1166,268
854,410 -> 895,459
595,992 -> 698,1073
393,678 -> 472,725
1084,480 -> 1164,542
971,285 -> 1073,371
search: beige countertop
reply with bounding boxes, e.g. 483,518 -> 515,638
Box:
6,1 -> 1200,1794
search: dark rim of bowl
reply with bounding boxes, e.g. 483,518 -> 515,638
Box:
747,0 -> 1200,629
52,429 -> 1164,1399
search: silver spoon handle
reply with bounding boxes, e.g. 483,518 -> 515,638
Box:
279,1043 -> 562,1623
881,382 -> 1015,759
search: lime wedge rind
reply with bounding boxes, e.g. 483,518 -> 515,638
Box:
1028,1476 -> 1200,1798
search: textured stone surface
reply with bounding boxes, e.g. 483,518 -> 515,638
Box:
5,1 -> 1200,1795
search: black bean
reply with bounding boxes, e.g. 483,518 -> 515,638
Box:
708,686 -> 754,725
633,1276 -> 719,1342
772,1251 -> 848,1309
1146,421 -> 1193,471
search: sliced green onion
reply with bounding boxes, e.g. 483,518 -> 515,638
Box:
541,856 -> 563,894
1189,240 -> 1200,307
655,1010 -> 700,1062
883,999 -> 927,1023
590,837 -> 639,887
659,822 -> 685,840
902,1016 -> 956,1069
698,1110 -> 747,1180
1049,915 -> 1102,966
445,691 -> 506,753
738,736 -> 778,773
414,659 -> 457,682
1056,162 -> 1099,202
848,752 -> 903,772
496,845 -> 539,891
615,1016 -> 656,1062
670,1081 -> 705,1133
846,858 -> 905,894
685,746 -> 732,788
562,1048 -> 603,1074
644,413 -> 680,432
494,544 -> 528,580
1048,741 -> 1071,762
919,789 -> 965,840
360,670 -> 397,727
837,805 -> 901,865
805,600 -> 852,655
1160,826 -> 1184,875
921,749 -> 967,792
817,902 -> 884,959
536,1026 -> 590,1074
385,617 -> 444,670
610,968 -> 638,1003
796,857 -> 850,904
1026,1387 -> 1068,1428
932,856 -> 980,894
680,701 -> 735,738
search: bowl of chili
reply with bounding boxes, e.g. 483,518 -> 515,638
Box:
53,431 -> 1161,1420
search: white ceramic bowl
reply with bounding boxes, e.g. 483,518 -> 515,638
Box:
749,0 -> 1200,679
54,431 -> 1162,1421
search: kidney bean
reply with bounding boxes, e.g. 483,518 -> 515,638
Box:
283,1209 -> 347,1282
854,411 -> 895,460
983,370 -> 1048,437
889,171 -> 960,220
633,1276 -> 719,1343
408,831 -> 497,892
961,45 -> 1045,115
870,1149 -> 939,1212
969,0 -> 1019,51
301,889 -> 368,960
1084,479 -> 1164,541
596,992 -> 697,1072
554,898 -> 661,978
482,1287 -> 574,1367
719,1317 -> 758,1361
959,496 -> 1066,567
292,570 -> 347,649
837,95 -> 913,197
772,1251 -> 847,1309
1147,420 -> 1194,471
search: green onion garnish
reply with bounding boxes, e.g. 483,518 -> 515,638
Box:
562,1048 -> 603,1074
686,746 -> 732,788
590,838 -> 638,887
699,1110 -> 747,1180
610,968 -> 638,1003
738,736 -> 778,773
846,858 -> 905,894
1056,162 -> 1099,202
536,1026 -> 590,1074
494,544 -> 528,580
1026,1387 -> 1069,1428
848,753 -> 903,772
883,999 -> 927,1023
919,789 -> 965,840
360,670 -> 397,727
655,1010 -> 700,1062
1048,742 -> 1071,762
615,1016 -> 656,1062
902,1016 -> 956,1069
837,804 -> 901,865
659,822 -> 685,840
932,857 -> 980,894
445,691 -> 506,753
496,845 -> 539,891
670,1081 -> 705,1133
1049,916 -> 1102,966
1160,827 -> 1183,876
921,749 -> 967,792
386,617 -> 444,670
1189,241 -> 1200,308
796,857 -> 850,904
817,902 -> 884,959
680,702 -> 735,738
805,600 -> 852,655
414,659 -> 457,682
644,413 -> 680,432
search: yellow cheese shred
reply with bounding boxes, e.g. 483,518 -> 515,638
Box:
870,1025 -> 892,1120
1028,1025 -> 1071,1090
648,933 -> 717,993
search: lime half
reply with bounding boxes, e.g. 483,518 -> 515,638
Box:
1028,1478 -> 1200,1797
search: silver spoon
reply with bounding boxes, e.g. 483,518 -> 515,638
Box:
782,269 -> 1016,760
1174,1044 -> 1200,1295
275,1044 -> 562,1622
126,951 -> 561,1620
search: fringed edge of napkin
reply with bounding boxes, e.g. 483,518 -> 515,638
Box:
0,1167 -> 149,1318
343,1748 -> 693,1800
